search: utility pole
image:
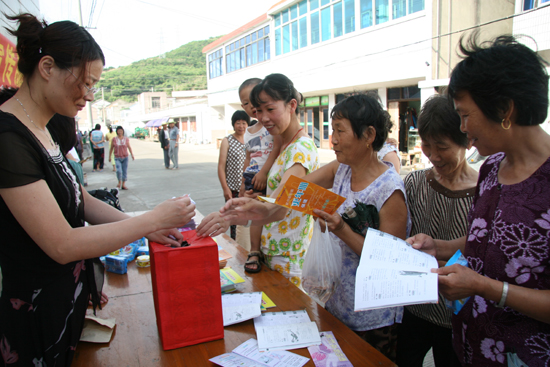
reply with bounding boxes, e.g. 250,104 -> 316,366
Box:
78,0 -> 95,131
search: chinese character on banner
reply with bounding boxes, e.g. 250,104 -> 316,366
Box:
0,33 -> 22,88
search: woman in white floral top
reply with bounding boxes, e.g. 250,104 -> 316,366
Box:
198,73 -> 319,287
213,94 -> 411,362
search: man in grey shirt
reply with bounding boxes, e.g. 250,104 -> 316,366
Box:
168,119 -> 179,169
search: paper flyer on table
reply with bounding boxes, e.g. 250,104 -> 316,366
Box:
256,321 -> 322,352
254,310 -> 311,329
210,338 -> 309,367
307,331 -> 353,367
354,229 -> 438,311
222,292 -> 263,326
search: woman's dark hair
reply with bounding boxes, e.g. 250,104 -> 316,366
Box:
418,95 -> 468,147
94,124 -> 101,130
48,114 -> 77,155
448,32 -> 549,126
5,13 -> 105,80
250,73 -> 303,114
231,110 -> 250,127
108,126 -> 113,133
331,94 -> 392,151
116,126 -> 124,134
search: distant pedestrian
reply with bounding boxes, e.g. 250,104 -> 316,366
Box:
90,123 -> 105,171
75,128 -> 83,160
109,126 -> 134,189
217,110 -> 249,239
168,119 -> 179,169
159,122 -> 170,169
105,126 -> 117,171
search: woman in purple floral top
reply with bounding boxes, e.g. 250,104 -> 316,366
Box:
409,34 -> 550,366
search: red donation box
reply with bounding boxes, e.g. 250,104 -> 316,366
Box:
149,230 -> 223,350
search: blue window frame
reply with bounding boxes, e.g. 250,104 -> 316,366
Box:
299,17 -> 308,48
258,40 -> 264,62
321,0 -> 330,5
344,0 -> 355,33
299,0 -> 308,15
275,27 -> 282,55
310,0 -> 319,11
361,0 -> 373,28
334,1 -> 343,38
392,0 -> 406,19
265,38 -> 271,60
376,0 -> 389,24
409,0 -> 424,13
246,45 -> 252,66
274,13 -> 281,26
283,24 -> 290,53
282,8 -> 289,23
321,6 -> 331,41
291,4 -> 298,19
311,11 -> 320,44
292,21 -> 299,50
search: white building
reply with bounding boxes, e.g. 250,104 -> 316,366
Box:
202,0 -> 550,158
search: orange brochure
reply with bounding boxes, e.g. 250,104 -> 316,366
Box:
263,175 -> 346,217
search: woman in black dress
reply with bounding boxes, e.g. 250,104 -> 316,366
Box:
0,14 -> 195,366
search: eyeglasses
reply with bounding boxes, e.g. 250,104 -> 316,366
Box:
65,68 -> 98,97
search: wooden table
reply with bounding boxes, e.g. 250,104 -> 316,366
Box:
73,213 -> 396,367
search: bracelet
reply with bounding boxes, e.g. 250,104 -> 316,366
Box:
496,281 -> 509,308
243,219 -> 252,228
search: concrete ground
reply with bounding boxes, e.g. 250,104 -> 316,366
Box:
84,138 -> 339,215
83,138 -> 435,367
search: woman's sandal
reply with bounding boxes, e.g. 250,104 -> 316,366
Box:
244,251 -> 263,273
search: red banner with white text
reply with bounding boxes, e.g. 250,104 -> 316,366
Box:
0,33 -> 22,88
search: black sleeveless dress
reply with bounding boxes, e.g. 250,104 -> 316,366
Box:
0,111 -> 103,366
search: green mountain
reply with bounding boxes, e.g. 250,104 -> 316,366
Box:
97,36 -> 220,103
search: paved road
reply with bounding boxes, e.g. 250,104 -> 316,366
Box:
83,138 -> 338,216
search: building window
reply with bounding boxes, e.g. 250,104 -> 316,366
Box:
208,49 -> 223,79
152,97 -> 160,109
273,0 -> 423,55
523,0 -> 549,9
225,25 -> 270,72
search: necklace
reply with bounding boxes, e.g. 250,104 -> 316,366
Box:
16,98 -> 57,148
282,127 -> 304,151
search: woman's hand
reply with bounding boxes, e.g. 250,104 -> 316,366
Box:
252,171 -> 267,191
313,209 -> 345,233
151,196 -> 195,230
407,233 -> 437,257
146,228 -> 184,247
196,211 -> 230,238
434,264 -> 483,301
223,187 -> 233,201
244,189 -> 262,199
219,197 -> 270,223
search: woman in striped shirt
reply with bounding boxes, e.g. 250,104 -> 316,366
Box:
396,95 -> 478,367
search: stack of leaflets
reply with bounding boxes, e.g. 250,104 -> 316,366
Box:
354,229 -> 439,311
444,250 -> 470,314
222,292 -> 263,326
220,268 -> 245,293
210,338 -> 309,367
253,310 -> 322,352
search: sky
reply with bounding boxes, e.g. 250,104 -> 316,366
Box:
38,0 -> 278,69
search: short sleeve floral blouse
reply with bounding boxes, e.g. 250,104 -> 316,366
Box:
261,137 -> 320,258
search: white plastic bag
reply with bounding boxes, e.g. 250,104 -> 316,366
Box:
301,220 -> 342,304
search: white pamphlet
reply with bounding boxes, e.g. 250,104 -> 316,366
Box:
222,292 -> 263,326
253,310 -> 311,329
354,228 -> 439,311
210,338 -> 309,367
256,322 -> 322,352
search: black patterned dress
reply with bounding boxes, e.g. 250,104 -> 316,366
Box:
0,111 -> 103,366
224,134 -> 245,239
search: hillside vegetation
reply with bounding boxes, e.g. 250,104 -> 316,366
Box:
97,36 -> 220,103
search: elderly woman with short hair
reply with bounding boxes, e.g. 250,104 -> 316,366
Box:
409,34 -> 550,367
